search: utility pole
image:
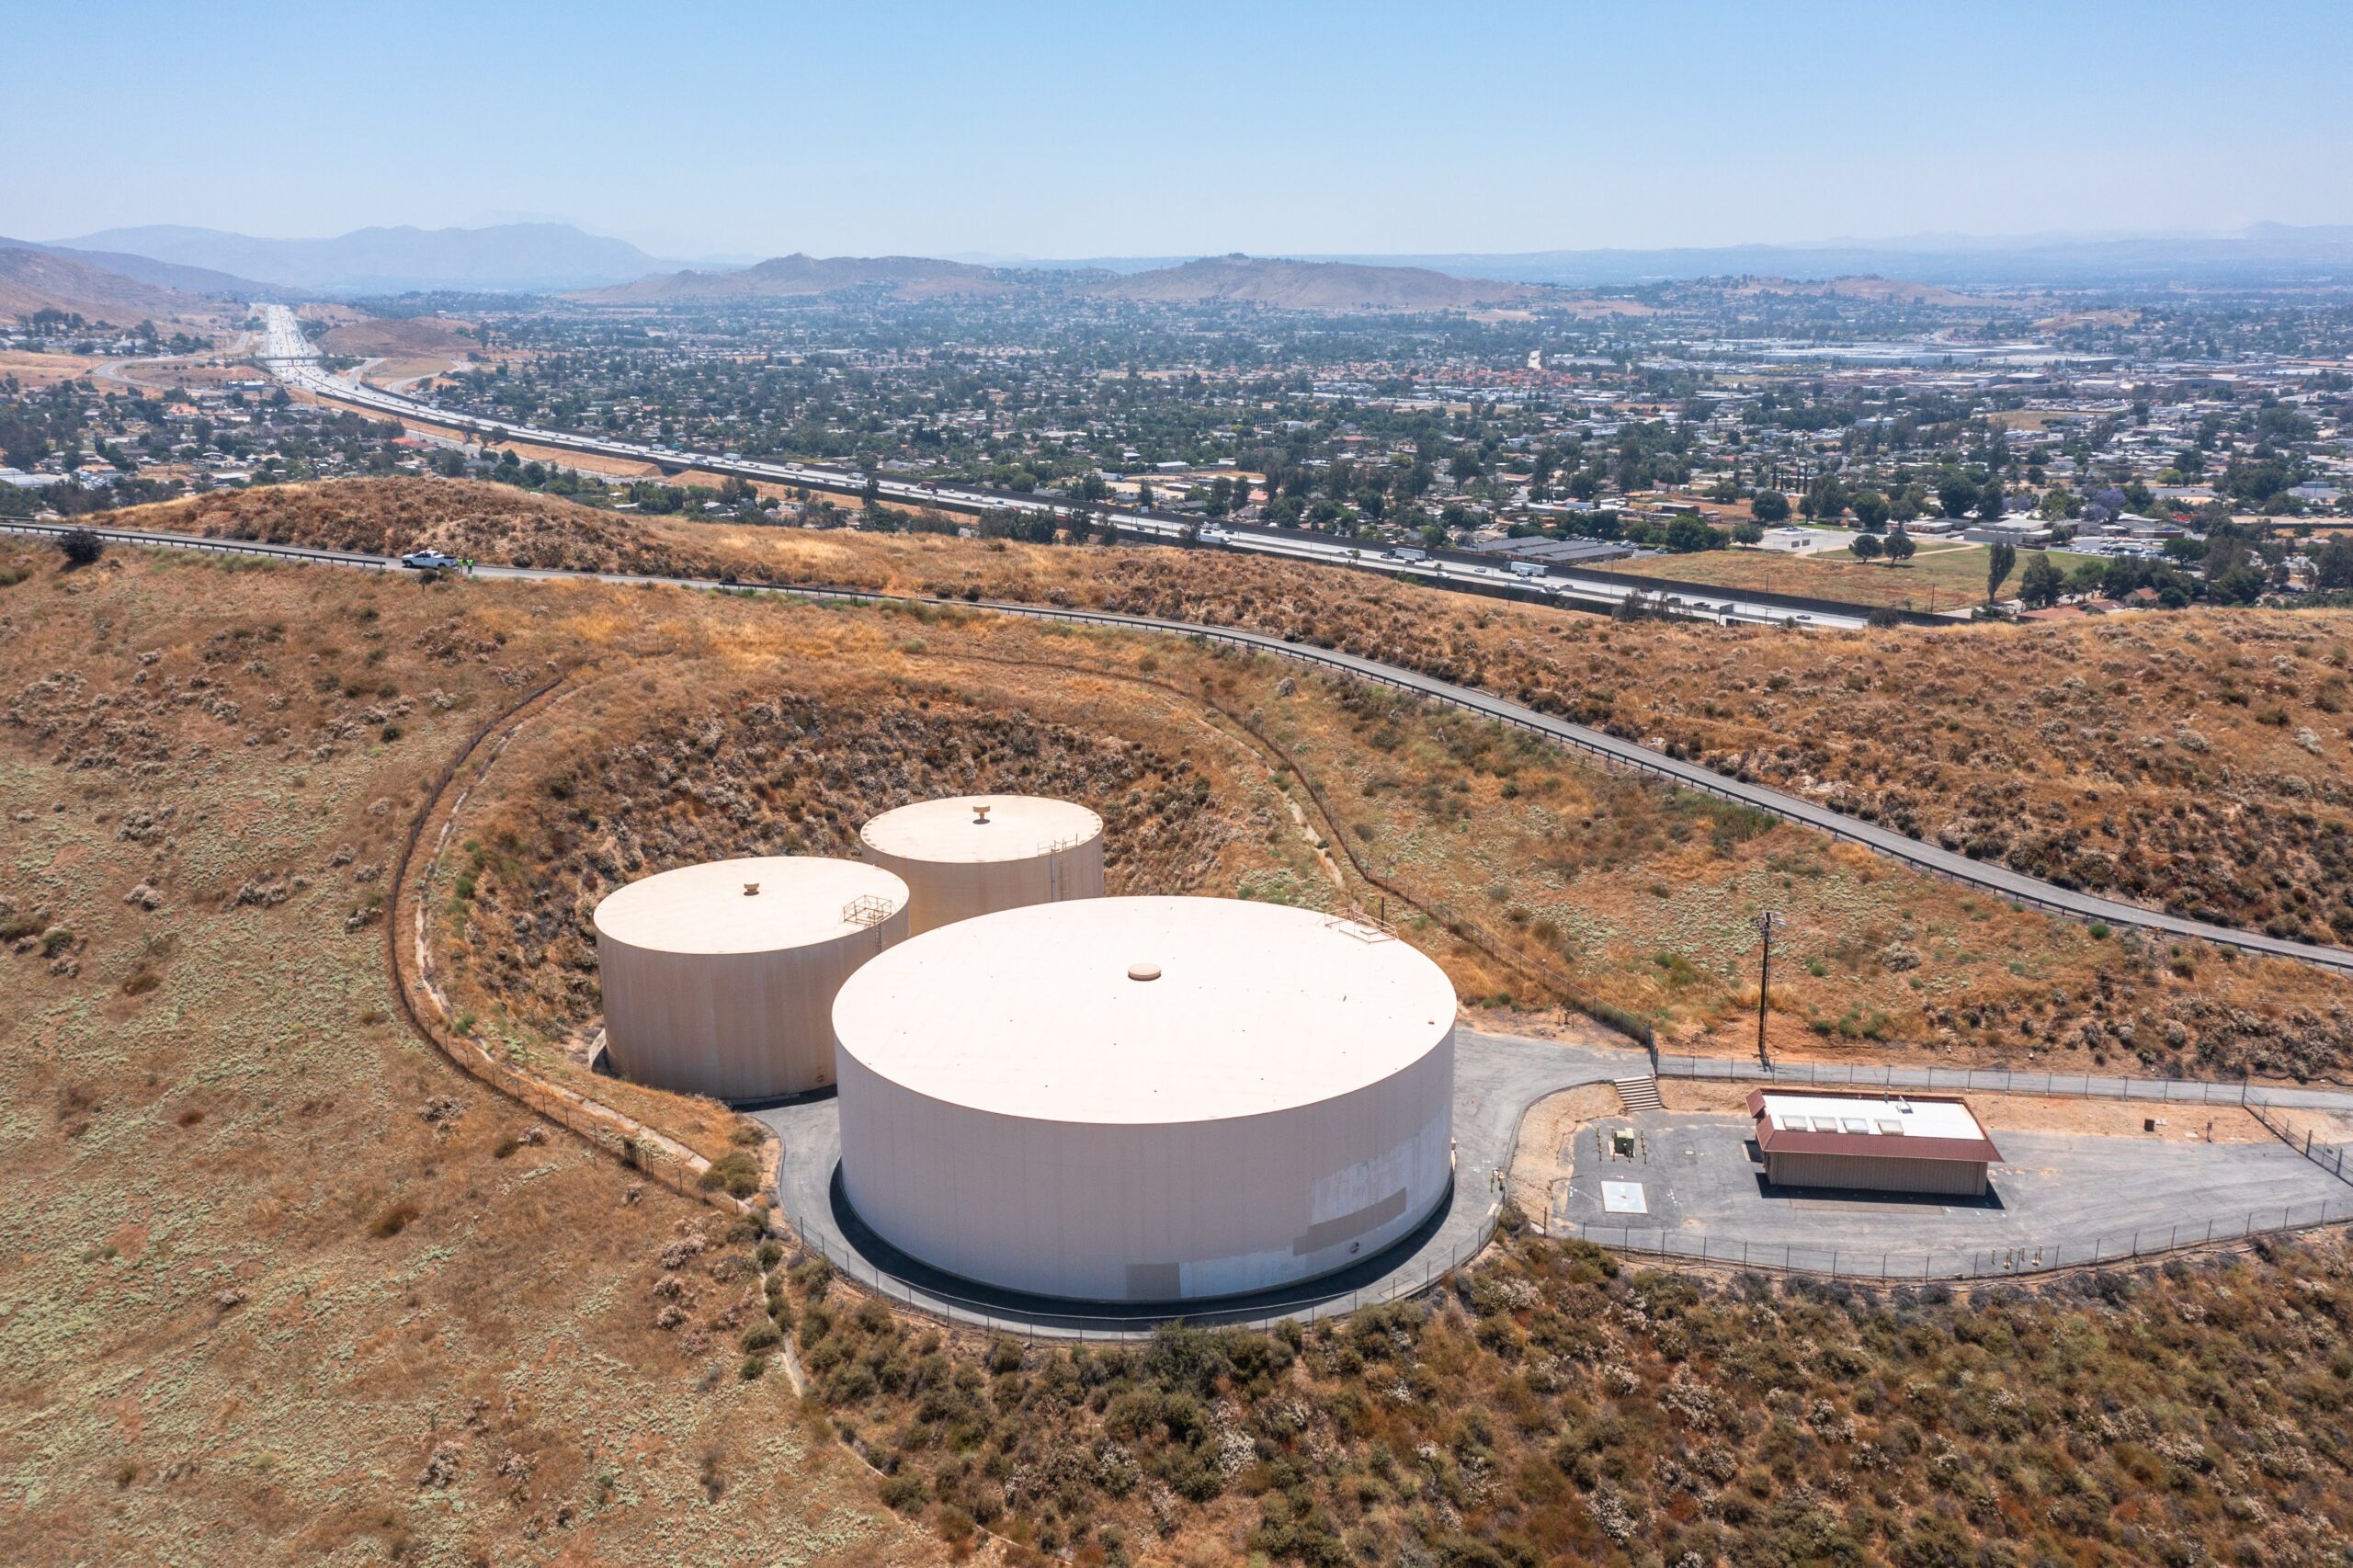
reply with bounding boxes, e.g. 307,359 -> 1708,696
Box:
1756,911 -> 1783,1070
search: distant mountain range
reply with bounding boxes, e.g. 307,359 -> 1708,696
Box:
571,252 -> 1010,302
572,252 -> 1536,311
1091,255 -> 1537,310
20,219 -> 2353,306
0,244 -> 227,324
50,222 -> 677,295
1256,222 -> 2353,288
0,236 -> 270,300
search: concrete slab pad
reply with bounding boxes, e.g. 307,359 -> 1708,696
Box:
1602,1180 -> 1648,1215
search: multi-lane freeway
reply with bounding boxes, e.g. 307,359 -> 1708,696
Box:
255,305 -> 1874,631
11,509 -> 2353,977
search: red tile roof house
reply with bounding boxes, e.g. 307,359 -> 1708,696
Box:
1747,1088 -> 2002,1198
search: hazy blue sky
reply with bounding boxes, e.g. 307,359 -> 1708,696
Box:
6,0 -> 2348,258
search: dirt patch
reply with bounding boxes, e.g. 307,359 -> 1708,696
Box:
321,314 -> 479,362
1507,1082 -> 1625,1198
0,349 -> 106,387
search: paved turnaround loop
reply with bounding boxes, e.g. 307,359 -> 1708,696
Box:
8,514 -> 2351,977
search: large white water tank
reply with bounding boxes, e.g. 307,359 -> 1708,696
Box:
833,897 -> 1457,1302
594,856 -> 909,1103
858,794 -> 1105,936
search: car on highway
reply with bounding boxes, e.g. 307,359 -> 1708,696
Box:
399,550 -> 460,571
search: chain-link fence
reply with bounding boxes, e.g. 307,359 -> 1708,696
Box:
1653,1051 -> 2352,1110
1551,1194 -> 2348,1282
2246,1101 -> 2353,1186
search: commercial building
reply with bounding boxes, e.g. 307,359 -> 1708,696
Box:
833,897 -> 1458,1303
594,856 -> 909,1103
1747,1088 -> 2000,1198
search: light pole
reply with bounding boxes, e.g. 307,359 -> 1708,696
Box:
1756,911 -> 1784,1070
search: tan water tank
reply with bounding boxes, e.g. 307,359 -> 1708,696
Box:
858,794 -> 1105,936
594,856 -> 909,1103
834,897 -> 1457,1302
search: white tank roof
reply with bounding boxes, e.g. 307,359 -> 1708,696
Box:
833,896 -> 1456,1124
593,856 -> 907,956
860,794 -> 1102,864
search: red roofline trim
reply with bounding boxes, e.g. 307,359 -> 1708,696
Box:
1747,1088 -> 2002,1165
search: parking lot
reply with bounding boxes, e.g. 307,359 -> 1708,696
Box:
1550,1111 -> 2350,1275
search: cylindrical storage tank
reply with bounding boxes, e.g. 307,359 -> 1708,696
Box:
858,794 -> 1105,936
595,856 -> 909,1103
834,897 -> 1456,1302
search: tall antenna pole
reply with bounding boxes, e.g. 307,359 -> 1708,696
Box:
1756,911 -> 1782,1071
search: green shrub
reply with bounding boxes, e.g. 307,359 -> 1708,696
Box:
877,1471 -> 927,1513
697,1150 -> 760,1198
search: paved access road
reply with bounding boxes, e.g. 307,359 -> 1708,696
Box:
753,1023 -> 2351,1333
15,504 -> 2349,976
752,1027 -> 1629,1338
1553,1111 -> 2349,1280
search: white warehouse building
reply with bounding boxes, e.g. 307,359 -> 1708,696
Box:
833,896 -> 1457,1303
858,794 -> 1106,936
594,856 -> 909,1103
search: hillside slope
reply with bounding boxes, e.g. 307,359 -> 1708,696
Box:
0,540 -> 933,1565
9,532 -> 2353,1567
76,479 -> 2353,1081
63,222 -> 668,293
572,252 -> 1009,302
0,244 -> 217,324
109,478 -> 2353,949
1098,254 -> 1541,310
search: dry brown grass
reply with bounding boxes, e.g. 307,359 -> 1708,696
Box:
0,348 -> 107,388
320,315 -> 478,361
0,540 -> 940,1566
10,526 -> 2353,1563
83,479 -> 2353,1080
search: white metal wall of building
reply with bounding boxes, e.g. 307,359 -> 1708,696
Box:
1762,1151 -> 1989,1198
595,856 -> 909,1103
858,794 -> 1105,936
833,897 -> 1457,1303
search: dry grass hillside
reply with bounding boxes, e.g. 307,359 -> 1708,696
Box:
1094,256 -> 1540,311
0,540 -> 943,1566
769,1228 -> 2353,1567
301,546 -> 2353,1096
8,533 -> 2353,1566
121,479 -> 2353,951
0,244 -> 227,328
318,314 -> 479,362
